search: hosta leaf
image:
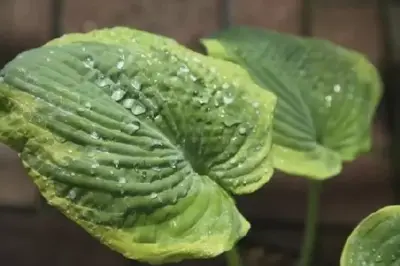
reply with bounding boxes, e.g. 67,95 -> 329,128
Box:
0,27 -> 277,264
201,26 -> 382,179
340,205 -> 400,266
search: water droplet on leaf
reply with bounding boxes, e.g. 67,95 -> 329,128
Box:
111,89 -> 126,101
223,93 -> 234,105
131,104 -> 146,115
116,60 -> 124,70
90,132 -> 99,139
238,127 -> 247,135
83,57 -> 94,68
113,159 -> 120,168
177,65 -> 189,76
223,117 -> 241,127
171,220 -> 177,227
325,95 -> 332,107
125,122 -> 140,134
131,79 -> 141,90
122,98 -> 134,109
68,190 -> 76,200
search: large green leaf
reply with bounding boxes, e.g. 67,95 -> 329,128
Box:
201,26 -> 382,179
340,205 -> 400,266
0,27 -> 276,264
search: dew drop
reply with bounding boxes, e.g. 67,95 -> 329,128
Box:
171,194 -> 178,204
111,89 -> 126,101
96,77 -> 109,87
116,60 -> 124,70
68,190 -> 76,200
194,95 -> 210,105
150,192 -> 158,199
18,67 -> 26,74
113,159 -> 120,168
223,117 -> 241,127
85,102 -> 92,109
333,84 -> 341,93
223,93 -> 234,105
118,177 -> 127,184
150,140 -> 164,150
153,166 -> 161,172
215,171 -> 224,178
177,65 -> 189,76
189,75 -> 197,81
154,115 -> 163,123
375,254 -> 383,263
169,159 -> 178,169
238,127 -> 247,135
90,132 -> 99,139
325,95 -> 332,107
131,104 -> 146,115
171,220 -> 177,227
125,122 -> 140,134
122,98 -> 134,109
131,79 -> 141,90
83,57 -> 94,68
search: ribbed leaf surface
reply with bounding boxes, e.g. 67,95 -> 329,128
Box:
0,27 -> 276,264
341,206 -> 400,266
201,26 -> 382,179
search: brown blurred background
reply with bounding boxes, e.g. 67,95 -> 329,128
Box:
0,0 -> 399,266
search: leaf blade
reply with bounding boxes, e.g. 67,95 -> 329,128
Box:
0,28 -> 276,263
340,205 -> 400,266
201,26 -> 382,179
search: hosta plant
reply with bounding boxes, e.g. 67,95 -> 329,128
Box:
341,205 -> 400,266
0,27 -> 277,264
0,25 -> 383,266
201,26 -> 382,266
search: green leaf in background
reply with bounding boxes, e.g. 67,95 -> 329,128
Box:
0,27 -> 277,264
340,205 -> 400,266
201,26 -> 382,179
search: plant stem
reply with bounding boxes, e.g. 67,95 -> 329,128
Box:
225,246 -> 242,266
298,180 -> 322,266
